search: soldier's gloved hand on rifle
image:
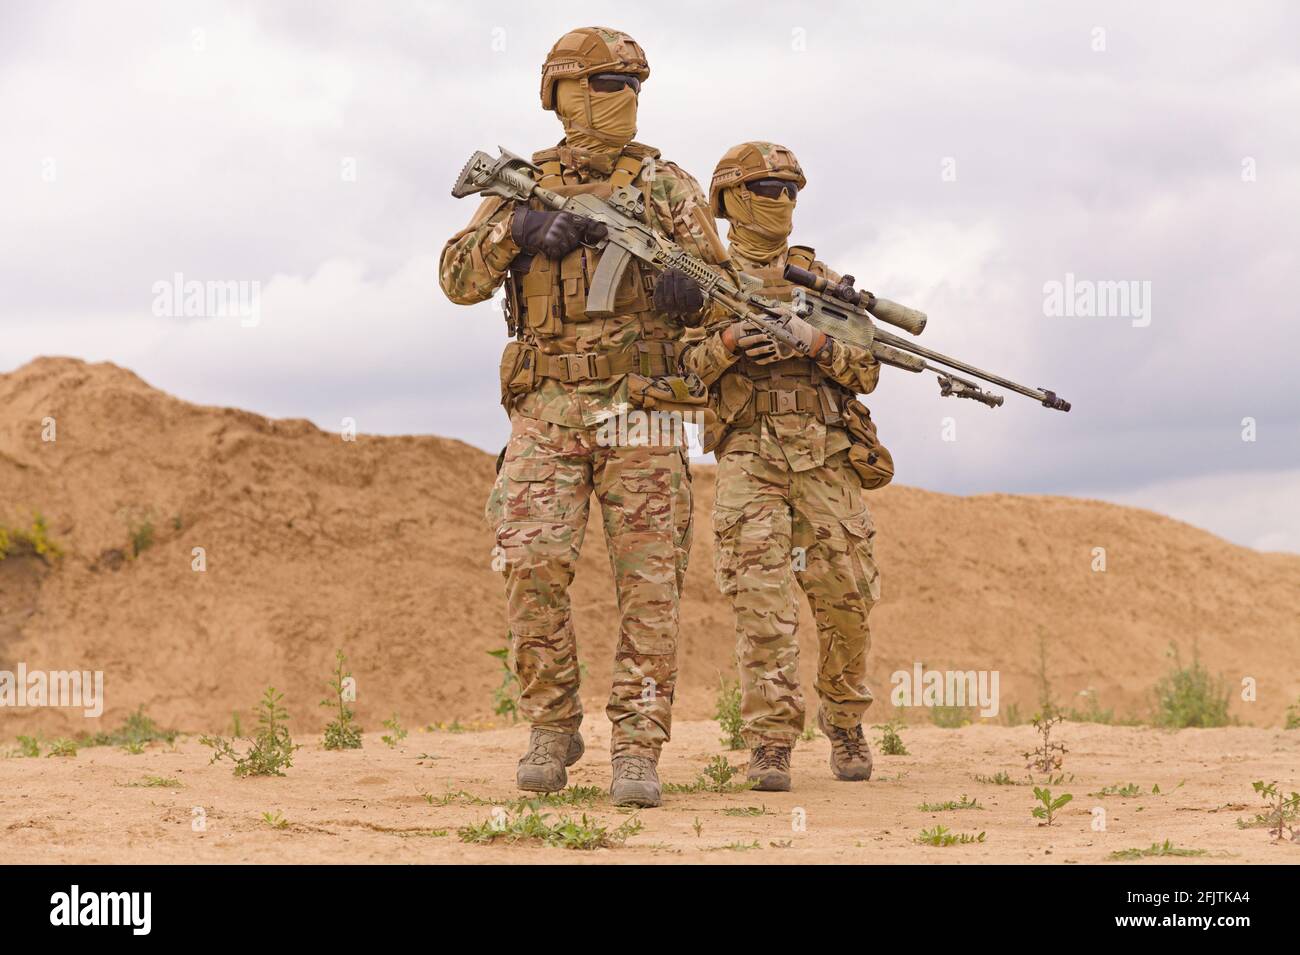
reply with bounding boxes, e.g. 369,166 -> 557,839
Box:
783,314 -> 831,361
652,268 -> 705,322
721,321 -> 781,364
510,206 -> 608,259
721,316 -> 830,364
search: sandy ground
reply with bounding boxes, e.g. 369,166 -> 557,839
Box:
4,719 -> 1298,864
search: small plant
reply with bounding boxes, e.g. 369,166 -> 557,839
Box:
1108,840 -> 1207,860
916,825 -> 986,847
1032,629 -> 1060,718
507,786 -> 604,814
1063,688 -> 1115,724
16,736 -> 41,758
930,705 -> 974,729
46,738 -> 78,758
665,756 -> 754,795
201,687 -> 297,777
1031,786 -> 1072,826
261,811 -> 289,830
1152,642 -> 1230,728
487,644 -> 519,722
320,649 -> 362,750
721,805 -> 769,817
918,794 -> 982,812
1251,780 -> 1300,844
82,707 -> 179,751
692,818 -> 703,838
1284,698 -> 1300,731
712,840 -> 761,852
1091,782 -> 1143,798
713,677 -> 744,750
0,514 -> 64,563
380,714 -> 407,748
129,518 -> 154,558
1023,713 -> 1067,774
973,771 -> 1022,786
458,811 -> 642,850
874,719 -> 909,755
122,776 -> 181,788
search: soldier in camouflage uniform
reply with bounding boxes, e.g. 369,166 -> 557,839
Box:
439,27 -> 727,807
681,142 -> 887,791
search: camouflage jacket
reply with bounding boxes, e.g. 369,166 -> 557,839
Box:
679,246 -> 880,471
439,140 -> 727,430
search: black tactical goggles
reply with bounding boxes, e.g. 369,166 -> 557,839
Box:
746,178 -> 799,200
588,73 -> 641,94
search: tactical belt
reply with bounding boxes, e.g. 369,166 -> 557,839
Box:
535,340 -> 676,383
753,386 -> 821,415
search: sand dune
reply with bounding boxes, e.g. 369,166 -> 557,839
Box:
2,357 -> 1297,739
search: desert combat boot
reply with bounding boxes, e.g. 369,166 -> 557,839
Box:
818,711 -> 873,781
746,744 -> 792,792
517,727 -> 584,793
610,754 -> 661,807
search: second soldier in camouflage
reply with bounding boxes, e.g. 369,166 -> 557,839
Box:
681,142 -> 889,791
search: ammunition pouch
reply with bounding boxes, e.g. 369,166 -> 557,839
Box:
498,340 -> 538,409
507,149 -> 654,338
626,372 -> 714,425
842,398 -> 894,490
497,340 -> 680,408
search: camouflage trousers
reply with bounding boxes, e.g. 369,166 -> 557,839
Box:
713,447 -> 879,746
485,412 -> 692,757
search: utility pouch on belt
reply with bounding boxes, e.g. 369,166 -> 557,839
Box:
498,341 -> 538,408
627,373 -> 715,424
717,374 -> 756,425
843,398 -> 894,490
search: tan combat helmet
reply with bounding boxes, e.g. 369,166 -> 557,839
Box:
709,141 -> 807,216
540,26 -> 651,111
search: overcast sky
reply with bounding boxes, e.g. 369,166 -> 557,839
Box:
2,0 -> 1297,552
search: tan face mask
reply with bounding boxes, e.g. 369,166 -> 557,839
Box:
723,186 -> 796,262
555,78 -> 638,156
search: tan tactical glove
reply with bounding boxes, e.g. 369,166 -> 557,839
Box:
721,317 -> 830,364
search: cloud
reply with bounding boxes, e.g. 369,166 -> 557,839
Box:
1,1 -> 1297,551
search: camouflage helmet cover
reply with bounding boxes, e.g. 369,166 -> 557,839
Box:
709,141 -> 807,216
540,26 -> 651,111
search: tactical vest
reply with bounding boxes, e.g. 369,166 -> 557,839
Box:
717,245 -> 849,428
501,144 -> 676,382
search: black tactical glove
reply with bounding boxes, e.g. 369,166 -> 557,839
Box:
510,207 -> 608,259
652,268 -> 705,321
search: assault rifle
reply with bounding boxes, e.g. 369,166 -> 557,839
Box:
452,146 -> 1070,412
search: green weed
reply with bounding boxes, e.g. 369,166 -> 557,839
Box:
201,687 -> 297,777
916,825 -> 986,847
320,649 -> 362,750
714,677 -> 745,750
1152,642 -> 1230,728
457,811 -> 642,850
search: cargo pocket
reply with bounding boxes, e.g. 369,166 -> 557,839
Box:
503,459 -> 560,522
840,511 -> 881,603
712,504 -> 745,597
610,465 -> 673,533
